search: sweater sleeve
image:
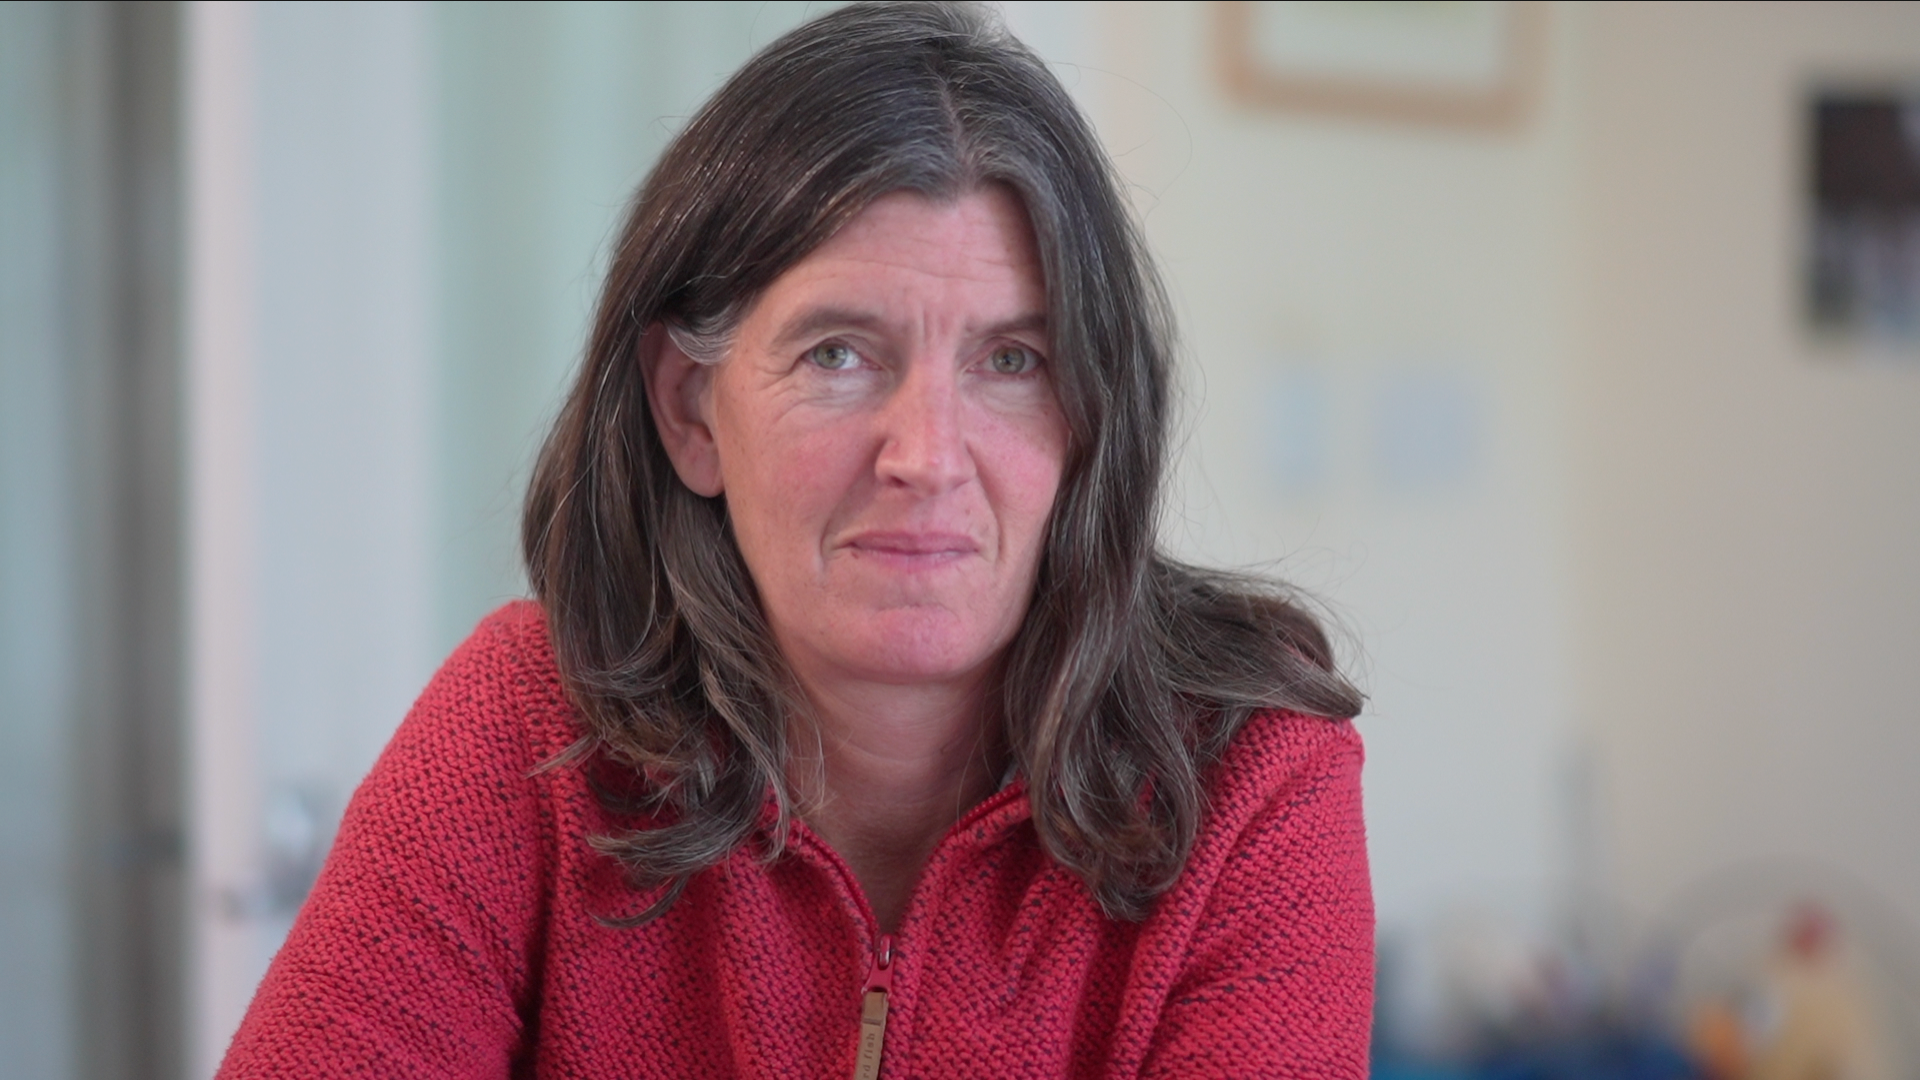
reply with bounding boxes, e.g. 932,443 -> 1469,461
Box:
1140,721 -> 1374,1079
216,607 -> 561,1079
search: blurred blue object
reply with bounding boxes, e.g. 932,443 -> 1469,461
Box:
1374,1033 -> 1698,1080
1478,1033 -> 1697,1080
1372,1060 -> 1478,1080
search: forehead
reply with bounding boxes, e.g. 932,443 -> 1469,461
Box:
748,186 -> 1047,330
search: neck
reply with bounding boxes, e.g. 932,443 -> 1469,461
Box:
789,672 -> 1002,934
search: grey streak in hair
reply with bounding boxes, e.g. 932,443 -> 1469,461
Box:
665,314 -> 738,367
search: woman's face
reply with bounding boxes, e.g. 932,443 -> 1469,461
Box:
664,186 -> 1067,700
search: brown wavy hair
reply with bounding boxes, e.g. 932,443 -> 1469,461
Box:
522,1 -> 1363,922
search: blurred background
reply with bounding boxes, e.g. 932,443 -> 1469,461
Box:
3,2 -> 1918,1077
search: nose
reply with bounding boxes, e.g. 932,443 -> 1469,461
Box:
874,362 -> 974,495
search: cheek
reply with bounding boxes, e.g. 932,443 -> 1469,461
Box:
719,412 -> 870,562
979,408 -> 1070,553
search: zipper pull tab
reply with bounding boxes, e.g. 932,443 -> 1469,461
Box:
852,934 -> 894,1080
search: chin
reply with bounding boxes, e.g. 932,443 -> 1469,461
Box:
830,609 -> 1009,686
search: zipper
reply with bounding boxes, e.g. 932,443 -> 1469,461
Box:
851,934 -> 894,1080
795,782 -> 1023,1080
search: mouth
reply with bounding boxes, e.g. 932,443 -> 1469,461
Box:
840,530 -> 980,568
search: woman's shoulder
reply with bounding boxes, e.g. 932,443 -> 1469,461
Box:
434,597 -> 561,691
397,599 -> 581,765
338,601 -> 586,851
1199,709 -> 1363,840
225,603 -> 577,1075
1134,721 -> 1371,1074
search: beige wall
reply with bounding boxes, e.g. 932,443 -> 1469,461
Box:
1576,2 -> 1920,933
1091,0 -> 1920,946
1090,2 -> 1583,936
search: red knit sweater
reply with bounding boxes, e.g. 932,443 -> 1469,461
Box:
217,602 -> 1372,1078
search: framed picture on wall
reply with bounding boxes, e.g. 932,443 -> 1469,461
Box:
1806,83 -> 1920,350
1213,1 -> 1545,129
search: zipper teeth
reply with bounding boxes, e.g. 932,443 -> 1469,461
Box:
799,779 -> 1029,1080
864,934 -> 894,992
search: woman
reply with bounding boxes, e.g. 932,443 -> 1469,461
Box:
219,4 -> 1371,1077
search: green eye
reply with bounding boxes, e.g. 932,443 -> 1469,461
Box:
807,342 -> 858,370
988,346 -> 1037,374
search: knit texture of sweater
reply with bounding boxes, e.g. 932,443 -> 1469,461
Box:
216,601 -> 1373,1078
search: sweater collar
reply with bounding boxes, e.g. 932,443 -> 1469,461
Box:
757,773 -> 1034,855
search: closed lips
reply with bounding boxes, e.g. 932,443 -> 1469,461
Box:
841,531 -> 979,559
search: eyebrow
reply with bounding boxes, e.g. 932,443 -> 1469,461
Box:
768,306 -> 1048,351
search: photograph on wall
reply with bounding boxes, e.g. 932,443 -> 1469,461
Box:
1807,86 -> 1920,348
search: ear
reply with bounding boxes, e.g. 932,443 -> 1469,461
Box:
642,323 -> 724,497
